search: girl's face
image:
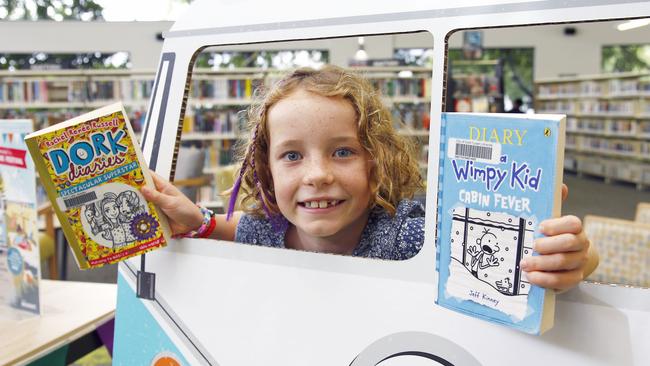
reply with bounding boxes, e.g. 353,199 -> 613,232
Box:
118,198 -> 133,218
84,208 -> 95,222
104,201 -> 119,220
267,89 -> 372,241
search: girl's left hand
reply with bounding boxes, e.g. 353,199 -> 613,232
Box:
519,184 -> 594,291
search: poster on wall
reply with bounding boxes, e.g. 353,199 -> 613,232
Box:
0,120 -> 41,315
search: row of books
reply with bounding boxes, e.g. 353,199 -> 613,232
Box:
537,100 -> 647,115
369,78 -> 431,98
392,103 -> 431,130
538,77 -> 650,98
204,142 -> 238,169
118,79 -> 155,101
566,117 -> 650,136
453,96 -> 496,113
189,78 -> 263,100
0,80 -> 83,103
566,135 -> 649,157
447,66 -> 504,113
181,107 -> 247,134
0,79 -> 155,104
565,153 -> 650,186
452,74 -> 501,98
0,106 -> 148,132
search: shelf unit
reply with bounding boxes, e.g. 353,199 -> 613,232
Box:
535,72 -> 650,189
0,69 -> 155,131
0,66 -> 433,207
445,59 -> 504,113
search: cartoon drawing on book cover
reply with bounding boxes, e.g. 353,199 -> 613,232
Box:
448,206 -> 536,320
81,184 -> 155,249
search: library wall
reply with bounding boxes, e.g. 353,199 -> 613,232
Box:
446,21 -> 650,78
0,20 -> 648,76
0,21 -> 172,68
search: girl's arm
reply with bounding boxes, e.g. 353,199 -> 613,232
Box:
519,184 -> 600,291
140,171 -> 240,241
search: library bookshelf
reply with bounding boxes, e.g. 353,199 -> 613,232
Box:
446,59 -> 505,113
535,72 -> 650,190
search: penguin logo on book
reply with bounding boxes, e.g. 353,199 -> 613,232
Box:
544,128 -> 551,137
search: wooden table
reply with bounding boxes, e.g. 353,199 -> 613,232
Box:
0,280 -> 117,366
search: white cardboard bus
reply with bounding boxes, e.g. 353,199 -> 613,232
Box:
113,1 -> 650,365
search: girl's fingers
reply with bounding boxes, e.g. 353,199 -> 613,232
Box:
149,170 -> 168,190
149,170 -> 179,195
539,215 -> 582,236
520,250 -> 588,272
533,233 -> 588,254
141,185 -> 175,209
561,184 -> 568,201
524,269 -> 584,291
148,170 -> 182,197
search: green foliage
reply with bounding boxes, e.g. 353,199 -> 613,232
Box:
193,50 -> 329,69
0,0 -> 103,21
0,52 -> 129,70
602,45 -> 650,73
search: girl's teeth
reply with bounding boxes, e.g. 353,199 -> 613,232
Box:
305,200 -> 338,208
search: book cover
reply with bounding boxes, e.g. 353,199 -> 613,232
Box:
0,120 -> 41,314
436,112 -> 566,334
25,102 -> 171,270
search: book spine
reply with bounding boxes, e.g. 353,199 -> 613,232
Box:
434,113 -> 448,288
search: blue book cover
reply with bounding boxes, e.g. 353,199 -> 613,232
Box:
436,112 -> 566,334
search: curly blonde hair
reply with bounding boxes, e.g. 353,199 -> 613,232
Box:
232,65 -> 424,218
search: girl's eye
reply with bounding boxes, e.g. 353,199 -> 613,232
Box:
282,151 -> 302,161
333,148 -> 353,158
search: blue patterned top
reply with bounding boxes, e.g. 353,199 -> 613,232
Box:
234,199 -> 425,260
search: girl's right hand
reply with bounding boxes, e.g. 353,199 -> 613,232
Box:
141,171 -> 204,237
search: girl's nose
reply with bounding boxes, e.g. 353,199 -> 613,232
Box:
302,158 -> 334,187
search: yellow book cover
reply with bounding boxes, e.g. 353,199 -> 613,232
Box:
25,102 -> 171,269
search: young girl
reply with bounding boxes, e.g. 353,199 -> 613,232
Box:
142,65 -> 598,291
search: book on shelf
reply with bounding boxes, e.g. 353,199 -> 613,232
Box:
189,78 -> 262,100
0,119 -> 41,315
370,77 -> 431,98
436,112 -> 566,334
25,102 -> 171,270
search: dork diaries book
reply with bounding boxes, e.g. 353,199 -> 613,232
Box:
25,103 -> 171,269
